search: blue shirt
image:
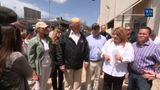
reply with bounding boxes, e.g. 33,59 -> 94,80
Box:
87,34 -> 106,61
131,41 -> 160,73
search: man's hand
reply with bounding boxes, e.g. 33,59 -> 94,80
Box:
60,65 -> 65,72
103,54 -> 110,62
84,62 -> 88,70
115,54 -> 123,62
143,70 -> 156,80
32,70 -> 39,81
155,73 -> 160,79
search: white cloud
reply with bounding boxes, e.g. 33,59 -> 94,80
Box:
1,0 -> 49,18
51,0 -> 67,4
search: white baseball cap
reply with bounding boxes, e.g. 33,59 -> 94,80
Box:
35,21 -> 48,29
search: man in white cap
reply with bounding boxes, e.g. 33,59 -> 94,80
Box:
56,17 -> 89,90
28,21 -> 53,90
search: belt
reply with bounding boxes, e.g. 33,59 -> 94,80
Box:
130,69 -> 143,75
90,59 -> 102,62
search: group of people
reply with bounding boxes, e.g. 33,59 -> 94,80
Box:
1,6 -> 160,90
87,23 -> 160,90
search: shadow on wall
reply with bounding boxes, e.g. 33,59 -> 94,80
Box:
153,0 -> 160,35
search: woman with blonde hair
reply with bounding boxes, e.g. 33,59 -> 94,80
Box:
49,28 -> 63,90
50,28 -> 61,44
101,27 -> 134,90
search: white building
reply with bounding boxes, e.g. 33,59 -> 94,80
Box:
99,0 -> 160,37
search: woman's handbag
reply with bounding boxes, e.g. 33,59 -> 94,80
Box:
0,68 -> 21,89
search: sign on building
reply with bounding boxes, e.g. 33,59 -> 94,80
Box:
144,8 -> 153,17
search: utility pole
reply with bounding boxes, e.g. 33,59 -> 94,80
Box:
49,0 -> 51,19
0,0 -> 1,6
48,0 -> 52,26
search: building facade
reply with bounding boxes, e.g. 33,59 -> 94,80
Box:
99,0 -> 160,37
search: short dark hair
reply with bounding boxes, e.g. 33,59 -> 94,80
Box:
139,26 -> 152,35
92,23 -> 100,30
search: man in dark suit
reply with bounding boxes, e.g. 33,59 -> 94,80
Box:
100,25 -> 111,40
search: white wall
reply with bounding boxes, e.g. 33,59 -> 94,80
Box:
99,0 -> 160,37
99,0 -> 107,26
147,0 -> 160,37
106,0 -> 141,23
114,9 -> 133,28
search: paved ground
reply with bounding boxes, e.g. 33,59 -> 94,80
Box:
46,67 -> 128,90
46,66 -> 160,90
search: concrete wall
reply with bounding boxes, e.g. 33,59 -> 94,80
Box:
147,0 -> 160,37
99,0 -> 160,37
105,0 -> 140,23
99,0 -> 107,26
114,9 -> 133,28
100,0 -> 135,28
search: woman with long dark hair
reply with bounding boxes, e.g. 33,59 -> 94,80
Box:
0,25 -> 32,90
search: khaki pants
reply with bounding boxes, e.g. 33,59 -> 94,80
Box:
86,61 -> 102,90
28,66 -> 52,90
151,79 -> 160,90
64,68 -> 82,90
39,66 -> 52,90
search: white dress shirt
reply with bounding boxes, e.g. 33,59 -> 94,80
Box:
101,39 -> 134,77
69,30 -> 81,45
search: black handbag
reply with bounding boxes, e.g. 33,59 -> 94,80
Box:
0,68 -> 21,89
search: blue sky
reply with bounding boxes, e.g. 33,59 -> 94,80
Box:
1,0 -> 100,26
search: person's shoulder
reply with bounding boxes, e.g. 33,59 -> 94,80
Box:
100,35 -> 107,40
125,42 -> 133,47
28,36 -> 39,44
108,38 -> 112,41
11,52 -> 23,57
61,30 -> 70,36
29,36 -> 38,41
131,42 -> 137,47
86,34 -> 92,39
126,42 -> 132,45
106,38 -> 113,44
10,52 -> 24,63
150,41 -> 158,47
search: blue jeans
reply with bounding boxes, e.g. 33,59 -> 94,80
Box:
128,72 -> 152,90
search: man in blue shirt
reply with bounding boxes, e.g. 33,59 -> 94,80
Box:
86,23 -> 106,90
